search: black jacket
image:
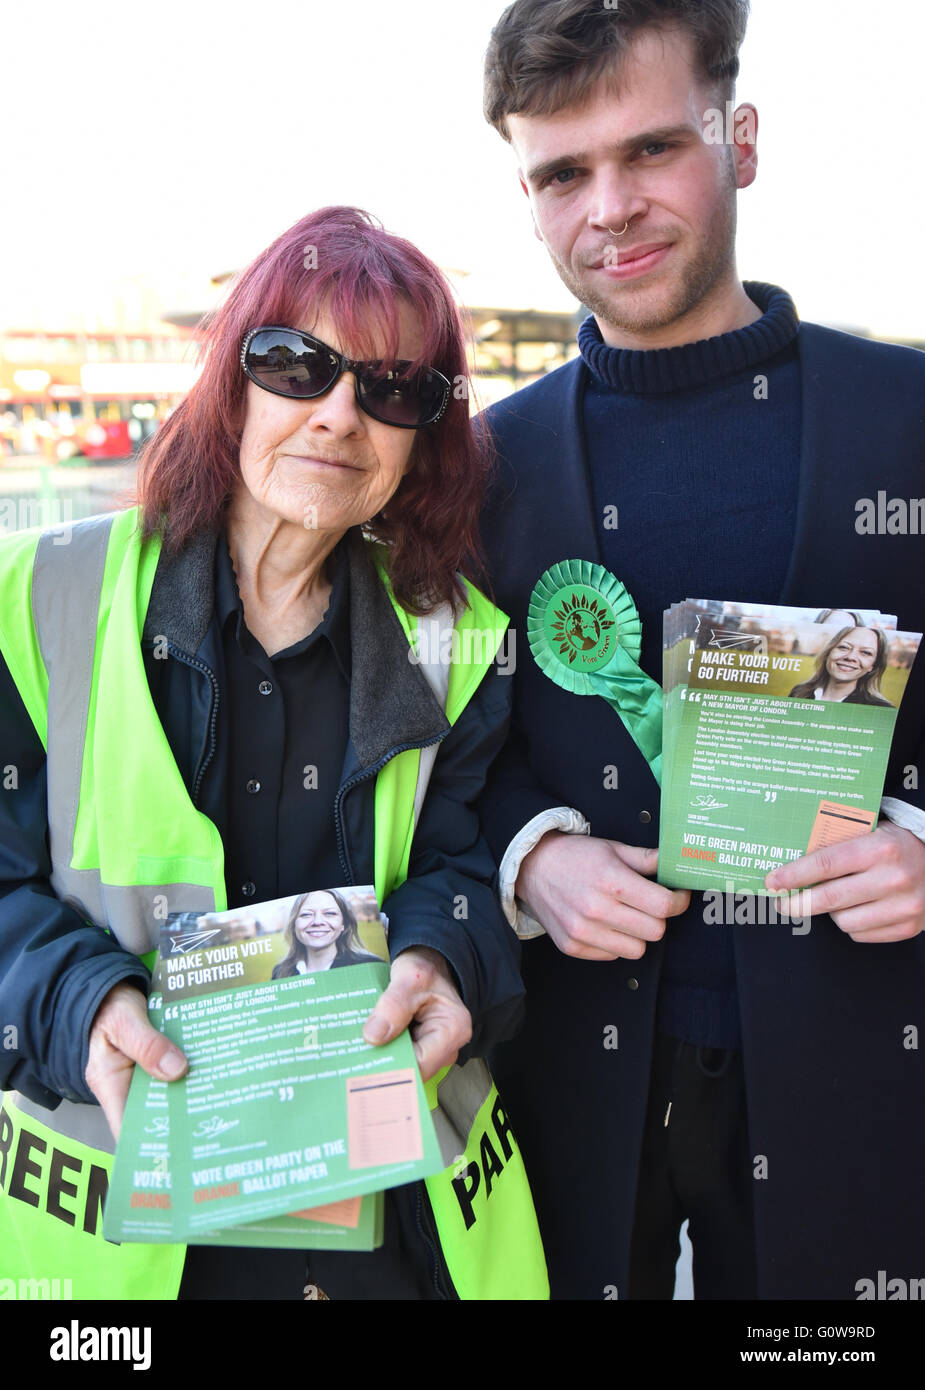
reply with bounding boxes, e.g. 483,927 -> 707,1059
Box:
0,523 -> 523,1114
479,320 -> 925,1300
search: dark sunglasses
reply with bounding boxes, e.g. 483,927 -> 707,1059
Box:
240,325 -> 451,428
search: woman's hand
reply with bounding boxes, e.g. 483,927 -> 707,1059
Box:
85,982 -> 188,1141
362,947 -> 472,1081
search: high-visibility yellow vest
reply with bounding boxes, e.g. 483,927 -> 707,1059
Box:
0,507 -> 548,1300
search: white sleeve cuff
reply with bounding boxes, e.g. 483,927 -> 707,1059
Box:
499,807 -> 591,940
880,796 -> 925,844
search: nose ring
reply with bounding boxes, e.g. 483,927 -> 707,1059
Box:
607,222 -> 630,237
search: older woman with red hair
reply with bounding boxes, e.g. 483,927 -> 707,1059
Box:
0,209 -> 540,1300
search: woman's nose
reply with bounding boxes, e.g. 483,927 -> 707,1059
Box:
305,373 -> 365,435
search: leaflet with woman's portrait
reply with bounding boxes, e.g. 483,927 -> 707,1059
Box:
104,886 -> 444,1247
658,600 -> 922,895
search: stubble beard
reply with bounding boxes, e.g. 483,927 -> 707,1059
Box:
546,175 -> 740,341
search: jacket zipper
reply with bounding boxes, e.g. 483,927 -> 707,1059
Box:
336,726 -> 457,1299
163,644 -> 220,807
333,729 -> 449,885
415,1183 -> 457,1299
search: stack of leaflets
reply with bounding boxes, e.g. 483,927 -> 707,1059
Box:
103,886 -> 445,1250
658,602 -> 921,894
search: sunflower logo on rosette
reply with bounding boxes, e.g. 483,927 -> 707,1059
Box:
553,590 -> 616,665
527,560 -> 643,695
527,559 -> 662,785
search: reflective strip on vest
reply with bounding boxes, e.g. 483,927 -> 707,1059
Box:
0,510 -> 548,1299
373,566 -> 509,898
408,606 -> 453,832
372,587 -> 546,1299
32,514 -> 220,959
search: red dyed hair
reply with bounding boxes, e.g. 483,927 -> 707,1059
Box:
135,207 -> 488,613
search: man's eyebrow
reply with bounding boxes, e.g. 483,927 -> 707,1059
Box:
525,125 -> 696,185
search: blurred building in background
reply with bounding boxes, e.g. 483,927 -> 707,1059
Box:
0,273 -> 216,461
451,264 -> 582,408
161,264 -> 585,410
1,258 -> 920,538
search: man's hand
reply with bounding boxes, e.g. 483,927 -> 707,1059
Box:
85,982 -> 188,1141
765,822 -> 925,943
363,947 -> 472,1081
517,831 -> 690,961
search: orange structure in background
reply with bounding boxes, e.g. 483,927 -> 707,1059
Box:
0,325 -> 200,460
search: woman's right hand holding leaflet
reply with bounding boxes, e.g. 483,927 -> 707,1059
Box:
85,982 -> 188,1140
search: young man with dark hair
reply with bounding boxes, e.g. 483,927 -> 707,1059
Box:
478,0 -> 925,1300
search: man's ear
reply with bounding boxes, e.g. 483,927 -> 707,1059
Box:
517,169 -> 545,243
732,103 -> 758,189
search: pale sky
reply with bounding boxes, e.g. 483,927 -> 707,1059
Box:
4,0 -> 924,338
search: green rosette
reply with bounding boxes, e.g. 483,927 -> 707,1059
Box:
527,559 -> 662,785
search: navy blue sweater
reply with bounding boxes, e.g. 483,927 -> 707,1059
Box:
579,281 -> 800,1047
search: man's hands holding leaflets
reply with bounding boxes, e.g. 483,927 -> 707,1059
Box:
513,822 -> 924,965
766,821 -> 925,943
517,830 -> 690,962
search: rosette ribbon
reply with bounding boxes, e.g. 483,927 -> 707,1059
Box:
527,559 -> 662,785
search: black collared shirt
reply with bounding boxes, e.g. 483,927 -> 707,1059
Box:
213,531 -> 351,909
183,534 -> 360,1298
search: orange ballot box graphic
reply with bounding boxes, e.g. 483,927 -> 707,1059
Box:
347,1069 -> 424,1169
291,1197 -> 363,1229
806,800 -> 878,855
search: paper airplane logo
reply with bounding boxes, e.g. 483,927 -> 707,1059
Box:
707,628 -> 768,655
168,929 -> 224,954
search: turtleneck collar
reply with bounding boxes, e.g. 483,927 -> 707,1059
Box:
578,281 -> 799,395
